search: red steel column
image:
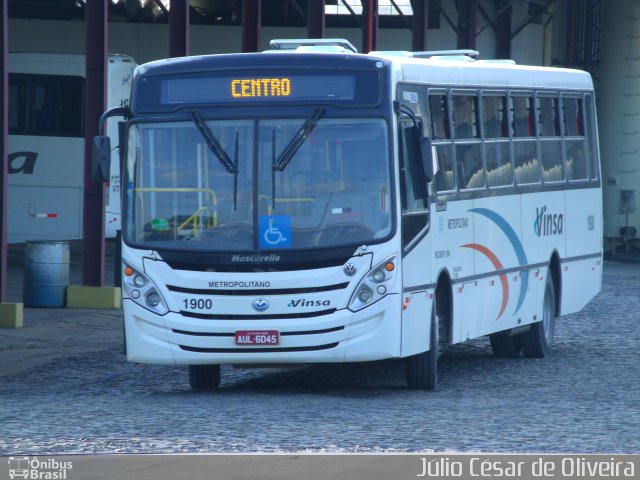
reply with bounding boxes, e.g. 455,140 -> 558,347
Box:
362,0 -> 379,53
411,0 -> 429,51
241,0 -> 260,53
457,0 -> 477,50
307,0 -> 325,39
169,0 -> 190,57
0,0 -> 8,302
82,0 -> 108,286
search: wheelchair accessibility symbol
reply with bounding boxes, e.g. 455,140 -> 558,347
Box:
259,215 -> 292,249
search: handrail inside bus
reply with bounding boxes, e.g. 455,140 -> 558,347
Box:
177,205 -> 218,234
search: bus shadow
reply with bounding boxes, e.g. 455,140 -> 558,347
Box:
218,361 -> 408,395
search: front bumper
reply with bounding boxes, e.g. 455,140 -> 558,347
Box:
124,294 -> 401,365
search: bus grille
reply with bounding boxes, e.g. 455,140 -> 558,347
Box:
178,309 -> 337,320
166,282 -> 349,296
179,343 -> 339,353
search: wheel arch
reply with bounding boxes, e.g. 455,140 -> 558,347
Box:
434,268 -> 453,345
548,250 -> 561,317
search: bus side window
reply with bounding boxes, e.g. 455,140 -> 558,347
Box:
584,93 -> 599,180
33,83 -> 57,133
452,94 -> 479,139
562,96 -> 588,181
9,74 -> 84,137
511,95 -> 540,185
428,93 -> 454,192
538,95 -> 564,183
453,93 -> 483,189
428,94 -> 450,140
8,76 -> 27,133
58,79 -> 84,136
511,95 -> 534,138
483,94 -> 513,187
482,95 -> 507,139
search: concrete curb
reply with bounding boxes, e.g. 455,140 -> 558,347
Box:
0,302 -> 24,328
66,285 -> 122,309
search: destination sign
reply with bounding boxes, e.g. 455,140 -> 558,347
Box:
231,78 -> 291,98
158,74 -> 355,104
135,68 -> 383,112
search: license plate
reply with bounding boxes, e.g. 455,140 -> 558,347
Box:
235,330 -> 280,346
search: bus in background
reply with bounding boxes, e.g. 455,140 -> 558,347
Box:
95,39 -> 602,390
7,52 -> 136,243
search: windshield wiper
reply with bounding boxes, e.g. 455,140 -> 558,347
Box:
232,131 -> 239,210
189,111 -> 238,174
271,108 -> 325,209
272,107 -> 325,172
189,110 -> 239,210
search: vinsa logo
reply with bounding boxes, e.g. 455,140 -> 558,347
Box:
534,205 -> 563,237
287,299 -> 331,308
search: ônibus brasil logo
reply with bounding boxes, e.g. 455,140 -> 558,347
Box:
8,456 -> 73,479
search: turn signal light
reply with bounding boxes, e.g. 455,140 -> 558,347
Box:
124,266 -> 134,277
385,262 -> 395,272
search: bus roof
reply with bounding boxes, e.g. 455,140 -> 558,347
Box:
135,39 -> 593,93
372,52 -> 594,91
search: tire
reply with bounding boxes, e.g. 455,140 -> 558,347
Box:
521,275 -> 556,358
189,365 -> 221,390
406,304 -> 439,390
122,318 -> 127,356
489,331 -> 522,358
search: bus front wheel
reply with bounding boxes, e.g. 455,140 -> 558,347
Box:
521,276 -> 556,358
189,365 -> 221,390
406,305 -> 439,390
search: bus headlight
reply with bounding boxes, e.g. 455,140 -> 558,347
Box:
349,256 -> 397,311
357,286 -> 374,303
146,292 -> 161,308
122,264 -> 168,315
372,269 -> 386,283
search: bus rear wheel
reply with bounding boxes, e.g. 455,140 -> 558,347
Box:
521,276 -> 556,358
189,365 -> 221,390
406,305 -> 439,390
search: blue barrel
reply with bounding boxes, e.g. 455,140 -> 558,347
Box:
23,241 -> 70,308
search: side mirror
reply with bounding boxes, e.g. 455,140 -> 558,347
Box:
405,125 -> 429,201
91,135 -> 111,182
420,137 -> 434,182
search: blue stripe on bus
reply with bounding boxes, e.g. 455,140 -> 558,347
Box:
470,207 -> 529,315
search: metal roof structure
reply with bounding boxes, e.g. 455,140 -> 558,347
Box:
7,0 -> 439,28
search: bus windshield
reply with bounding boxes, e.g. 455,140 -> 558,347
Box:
125,116 -> 392,252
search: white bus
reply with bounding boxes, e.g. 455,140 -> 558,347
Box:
8,52 -> 136,243
95,39 -> 602,390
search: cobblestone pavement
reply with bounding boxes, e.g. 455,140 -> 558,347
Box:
0,258 -> 639,454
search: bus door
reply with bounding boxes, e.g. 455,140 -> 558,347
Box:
398,119 -> 433,357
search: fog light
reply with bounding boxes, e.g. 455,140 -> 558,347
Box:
357,287 -> 373,303
131,290 -> 140,299
377,285 -> 387,295
146,292 -> 161,308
